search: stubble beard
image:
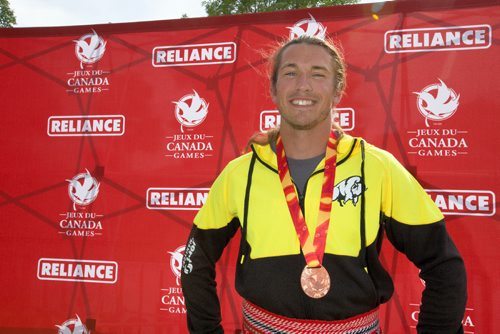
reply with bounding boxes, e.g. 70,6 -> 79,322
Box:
280,107 -> 332,131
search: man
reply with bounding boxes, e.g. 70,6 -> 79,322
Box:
181,36 -> 467,333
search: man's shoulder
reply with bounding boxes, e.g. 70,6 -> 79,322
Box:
228,151 -> 254,167
361,140 -> 410,176
340,135 -> 394,163
364,141 -> 395,161
345,136 -> 402,171
220,151 -> 256,177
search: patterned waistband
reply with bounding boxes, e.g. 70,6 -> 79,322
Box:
242,300 -> 381,334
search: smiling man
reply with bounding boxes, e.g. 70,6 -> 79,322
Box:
181,36 -> 467,334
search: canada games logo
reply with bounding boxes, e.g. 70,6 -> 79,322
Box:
288,14 -> 327,40
66,30 -> 111,94
56,314 -> 89,334
74,30 -> 107,68
165,90 -> 215,159
66,169 -> 100,210
406,79 -> 469,158
414,79 -> 460,127
57,169 -> 104,237
173,90 -> 209,132
160,245 -> 186,315
168,245 -> 185,286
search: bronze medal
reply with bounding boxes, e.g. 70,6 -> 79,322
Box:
300,265 -> 331,299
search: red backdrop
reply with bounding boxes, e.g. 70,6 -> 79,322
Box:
0,0 -> 498,333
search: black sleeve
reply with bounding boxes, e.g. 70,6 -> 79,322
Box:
384,217 -> 467,334
180,218 -> 240,334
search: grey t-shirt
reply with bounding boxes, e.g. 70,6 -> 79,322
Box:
270,141 -> 324,195
287,154 -> 324,196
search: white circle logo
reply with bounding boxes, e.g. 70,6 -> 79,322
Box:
66,169 -> 100,209
288,14 -> 327,40
168,245 -> 185,285
74,30 -> 107,67
172,90 -> 209,132
56,314 -> 89,334
414,79 -> 460,127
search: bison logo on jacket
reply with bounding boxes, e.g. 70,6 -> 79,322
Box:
333,176 -> 366,206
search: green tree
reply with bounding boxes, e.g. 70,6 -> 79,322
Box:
203,0 -> 359,16
0,0 -> 16,27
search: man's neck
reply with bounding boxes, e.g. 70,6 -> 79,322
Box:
279,122 -> 331,159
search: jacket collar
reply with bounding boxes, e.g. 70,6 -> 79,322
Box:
251,134 -> 359,171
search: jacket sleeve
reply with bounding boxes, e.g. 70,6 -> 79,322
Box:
180,164 -> 240,334
380,153 -> 467,334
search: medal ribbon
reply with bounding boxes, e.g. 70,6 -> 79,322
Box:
276,130 -> 338,268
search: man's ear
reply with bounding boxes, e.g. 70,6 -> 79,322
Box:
270,86 -> 277,104
333,93 -> 342,106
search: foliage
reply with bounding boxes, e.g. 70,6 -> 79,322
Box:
202,0 -> 359,16
0,0 -> 16,27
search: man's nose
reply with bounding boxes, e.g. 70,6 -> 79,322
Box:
296,74 -> 312,91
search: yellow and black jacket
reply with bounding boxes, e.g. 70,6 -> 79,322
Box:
181,134 -> 466,334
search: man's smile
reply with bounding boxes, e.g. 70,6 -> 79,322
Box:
290,98 -> 315,106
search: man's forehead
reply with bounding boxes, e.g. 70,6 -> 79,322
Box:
279,44 -> 333,69
280,62 -> 330,71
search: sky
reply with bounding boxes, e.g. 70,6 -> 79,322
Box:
9,0 -> 383,28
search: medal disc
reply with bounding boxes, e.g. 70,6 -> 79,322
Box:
300,265 -> 331,299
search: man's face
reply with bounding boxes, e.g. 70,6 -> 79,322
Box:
272,43 -> 339,131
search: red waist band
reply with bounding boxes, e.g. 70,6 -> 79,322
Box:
242,300 -> 381,334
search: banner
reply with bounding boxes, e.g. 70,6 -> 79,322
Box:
0,0 -> 498,332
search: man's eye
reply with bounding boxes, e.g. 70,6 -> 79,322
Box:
313,73 -> 326,78
284,72 -> 296,77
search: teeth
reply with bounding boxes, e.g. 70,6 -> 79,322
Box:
292,99 -> 313,106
